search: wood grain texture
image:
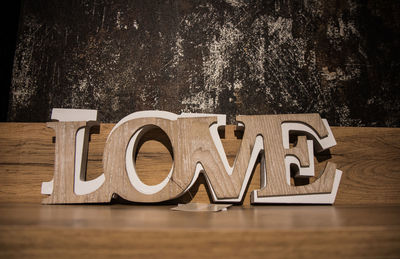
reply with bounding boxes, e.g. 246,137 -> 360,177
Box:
41,113 -> 335,204
42,121 -> 103,204
0,203 -> 399,258
0,122 -> 399,205
330,127 -> 400,205
236,114 -> 335,198
102,117 -> 201,203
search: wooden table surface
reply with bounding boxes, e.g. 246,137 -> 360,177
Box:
1,203 -> 399,258
1,203 -> 399,231
1,123 -> 400,258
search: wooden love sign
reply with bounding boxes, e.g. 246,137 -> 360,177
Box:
41,109 -> 342,204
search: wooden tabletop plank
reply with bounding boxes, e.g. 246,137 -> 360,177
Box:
1,203 -> 399,230
0,204 -> 399,258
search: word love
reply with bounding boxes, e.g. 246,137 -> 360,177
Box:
41,109 -> 342,204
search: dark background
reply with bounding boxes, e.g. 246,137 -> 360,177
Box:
3,0 -> 400,126
1,1 -> 20,121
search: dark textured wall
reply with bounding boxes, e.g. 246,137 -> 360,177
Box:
9,0 -> 400,126
0,1 -> 20,121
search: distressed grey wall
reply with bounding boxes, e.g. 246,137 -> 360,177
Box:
9,0 -> 400,126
